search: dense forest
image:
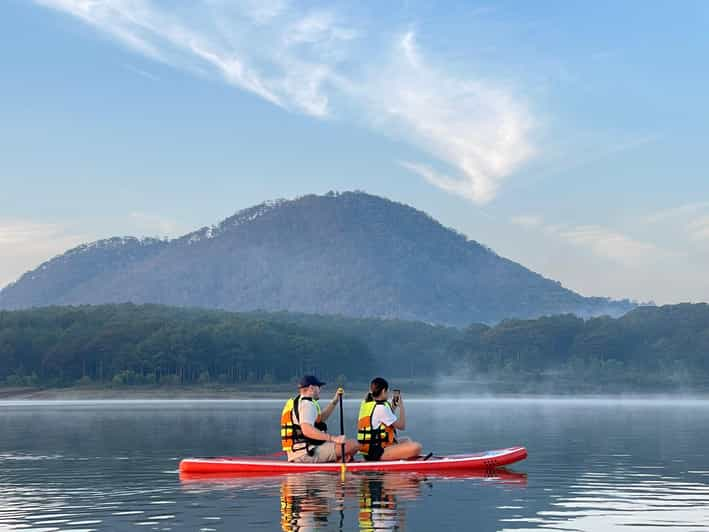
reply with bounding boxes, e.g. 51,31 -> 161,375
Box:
447,304 -> 709,390
1,303 -> 708,390
245,311 -> 461,378
0,304 -> 372,387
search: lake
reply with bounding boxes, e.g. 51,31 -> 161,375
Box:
1,398 -> 709,531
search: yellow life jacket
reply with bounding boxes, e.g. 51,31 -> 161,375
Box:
280,395 -> 324,452
357,400 -> 397,455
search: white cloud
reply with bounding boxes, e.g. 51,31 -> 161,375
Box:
385,32 -> 535,203
34,1 -> 536,203
285,11 -> 357,47
642,201 -> 709,243
0,220 -> 89,289
510,215 -> 672,267
557,225 -> 669,267
35,0 -> 348,116
645,201 -> 709,224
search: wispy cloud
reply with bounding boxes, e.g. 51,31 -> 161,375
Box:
35,0 -> 351,117
34,1 -> 536,203
642,201 -> 709,243
645,201 -> 709,224
387,32 -> 534,203
557,225 -> 670,267
535,134 -> 660,182
123,63 -> 159,81
0,219 -> 89,289
511,215 -> 672,267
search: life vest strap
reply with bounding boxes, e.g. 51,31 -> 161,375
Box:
281,395 -> 325,454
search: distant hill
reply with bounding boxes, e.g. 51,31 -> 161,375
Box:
0,192 -> 633,325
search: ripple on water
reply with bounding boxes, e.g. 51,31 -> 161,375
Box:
2,399 -> 709,530
500,469 -> 709,531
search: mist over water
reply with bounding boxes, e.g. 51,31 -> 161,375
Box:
1,399 -> 708,531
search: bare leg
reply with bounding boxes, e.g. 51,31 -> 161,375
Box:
380,441 -> 423,461
335,439 -> 360,461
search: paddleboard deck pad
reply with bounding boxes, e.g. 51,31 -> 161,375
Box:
179,446 -> 527,474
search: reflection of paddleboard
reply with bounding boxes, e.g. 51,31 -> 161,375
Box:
179,446 -> 527,474
179,467 -> 528,486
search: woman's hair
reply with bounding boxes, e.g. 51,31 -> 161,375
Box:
365,377 -> 389,402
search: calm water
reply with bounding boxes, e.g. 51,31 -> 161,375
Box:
1,398 -> 709,531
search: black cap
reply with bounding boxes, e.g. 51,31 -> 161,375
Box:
298,375 -> 326,388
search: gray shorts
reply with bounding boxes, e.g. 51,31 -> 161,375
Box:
290,442 -> 338,463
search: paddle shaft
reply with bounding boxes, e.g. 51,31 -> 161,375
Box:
338,392 -> 345,464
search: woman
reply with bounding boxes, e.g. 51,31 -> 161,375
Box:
357,377 -> 423,461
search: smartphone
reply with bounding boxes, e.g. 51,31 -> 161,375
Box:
392,389 -> 401,406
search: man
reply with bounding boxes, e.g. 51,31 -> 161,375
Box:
281,375 -> 360,463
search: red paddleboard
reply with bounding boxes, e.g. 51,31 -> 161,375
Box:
179,446 -> 527,474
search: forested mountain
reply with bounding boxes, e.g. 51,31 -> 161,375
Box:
0,192 -> 632,325
1,303 -> 708,391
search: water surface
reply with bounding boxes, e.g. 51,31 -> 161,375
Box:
1,398 -> 708,531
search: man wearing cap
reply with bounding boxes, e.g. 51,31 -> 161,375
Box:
280,375 -> 360,463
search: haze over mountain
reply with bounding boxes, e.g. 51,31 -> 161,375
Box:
0,192 -> 633,325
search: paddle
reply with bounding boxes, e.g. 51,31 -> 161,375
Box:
338,387 -> 346,478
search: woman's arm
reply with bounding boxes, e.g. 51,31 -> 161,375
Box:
392,396 -> 406,430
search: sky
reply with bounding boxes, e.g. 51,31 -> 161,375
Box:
1,0 -> 708,304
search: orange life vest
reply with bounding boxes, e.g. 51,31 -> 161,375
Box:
357,399 -> 397,455
280,395 -> 325,453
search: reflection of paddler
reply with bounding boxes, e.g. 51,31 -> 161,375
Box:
358,474 -> 425,531
280,473 -> 339,532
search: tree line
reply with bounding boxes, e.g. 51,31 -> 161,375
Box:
1,303 -> 708,390
0,304 -> 371,387
446,304 -> 709,389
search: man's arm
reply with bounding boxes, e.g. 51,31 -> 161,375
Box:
301,423 -> 345,444
319,388 -> 343,421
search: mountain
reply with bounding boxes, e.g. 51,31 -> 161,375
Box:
0,192 -> 634,325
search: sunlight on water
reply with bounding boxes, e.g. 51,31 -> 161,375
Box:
502,471 -> 709,531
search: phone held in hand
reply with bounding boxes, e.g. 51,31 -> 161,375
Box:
392,389 -> 401,406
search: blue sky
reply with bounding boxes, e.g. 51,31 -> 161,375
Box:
1,0 -> 708,304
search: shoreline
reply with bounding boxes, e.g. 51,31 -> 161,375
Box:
2,385 -> 709,401
0,385 -> 299,400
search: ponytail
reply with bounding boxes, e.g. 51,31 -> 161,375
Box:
364,377 -> 389,402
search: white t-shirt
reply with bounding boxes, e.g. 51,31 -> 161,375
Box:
371,402 -> 397,429
286,397 -> 321,461
297,398 -> 319,426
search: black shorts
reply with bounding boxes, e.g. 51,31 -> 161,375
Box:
364,445 -> 385,462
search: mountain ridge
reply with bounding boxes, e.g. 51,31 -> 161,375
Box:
0,191 -> 634,324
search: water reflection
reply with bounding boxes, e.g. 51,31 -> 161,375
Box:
180,469 -> 527,531
4,400 -> 708,530
355,473 -> 426,531
279,474 -> 343,532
